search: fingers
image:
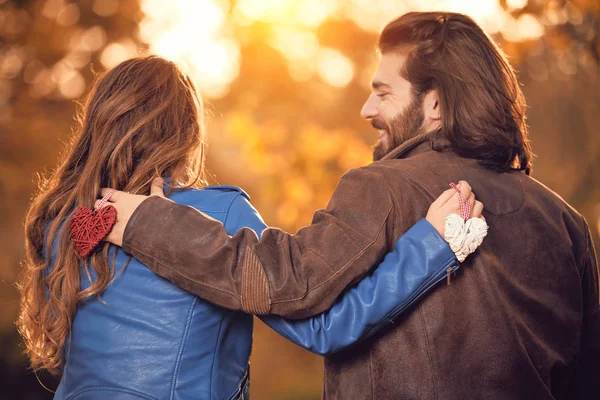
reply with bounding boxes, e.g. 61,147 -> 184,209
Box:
440,180 -> 472,207
472,200 -> 484,218
95,197 -> 117,210
433,188 -> 457,207
456,180 -> 472,200
100,188 -> 122,202
150,177 -> 166,197
467,192 -> 476,215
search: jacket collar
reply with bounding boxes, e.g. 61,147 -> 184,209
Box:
381,131 -> 451,161
382,131 -> 526,216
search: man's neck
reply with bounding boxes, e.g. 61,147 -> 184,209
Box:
381,132 -> 437,161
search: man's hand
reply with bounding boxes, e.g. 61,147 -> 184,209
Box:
96,178 -> 166,246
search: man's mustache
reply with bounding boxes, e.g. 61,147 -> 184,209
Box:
371,119 -> 387,130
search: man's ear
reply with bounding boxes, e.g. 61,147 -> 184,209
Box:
423,89 -> 441,122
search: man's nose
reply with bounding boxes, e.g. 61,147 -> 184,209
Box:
361,94 -> 378,120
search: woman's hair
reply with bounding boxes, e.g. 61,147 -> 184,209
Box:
379,12 -> 533,174
17,55 -> 207,375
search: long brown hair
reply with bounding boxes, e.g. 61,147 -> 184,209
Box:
379,12 -> 533,174
17,55 -> 207,375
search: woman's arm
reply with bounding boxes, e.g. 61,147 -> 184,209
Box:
224,193 -> 457,355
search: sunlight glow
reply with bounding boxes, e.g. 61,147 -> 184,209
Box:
296,0 -> 337,27
317,48 -> 354,88
236,0 -> 337,26
56,3 -> 80,26
92,0 -> 119,17
269,28 -> 319,61
506,0 -> 528,10
58,70 -> 85,99
516,14 -> 545,40
28,68 -> 54,98
136,0 -> 543,98
139,0 -> 237,98
99,39 -> 138,69
41,0 -> 67,19
78,26 -> 107,52
1,50 -> 24,79
416,0 -> 506,34
502,14 -> 545,41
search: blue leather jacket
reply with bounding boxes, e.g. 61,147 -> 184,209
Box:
53,186 -> 457,399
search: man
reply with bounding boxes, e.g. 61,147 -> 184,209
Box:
102,12 -> 599,399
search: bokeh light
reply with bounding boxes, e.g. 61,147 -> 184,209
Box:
316,48 -> 355,87
99,39 -> 138,69
138,0 -> 237,98
92,0 -> 120,17
133,0 -> 551,99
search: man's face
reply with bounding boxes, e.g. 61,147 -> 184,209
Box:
361,52 -> 426,161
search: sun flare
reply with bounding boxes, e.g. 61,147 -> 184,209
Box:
136,0 -> 544,98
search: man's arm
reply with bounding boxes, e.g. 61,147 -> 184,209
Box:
122,168 -> 396,318
225,193 -> 457,355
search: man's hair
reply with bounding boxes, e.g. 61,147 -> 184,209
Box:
379,12 -> 533,174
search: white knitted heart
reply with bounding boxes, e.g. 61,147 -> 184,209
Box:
444,214 -> 488,262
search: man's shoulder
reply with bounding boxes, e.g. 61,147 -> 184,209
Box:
343,158 -> 423,184
349,155 -> 442,194
520,175 -> 585,220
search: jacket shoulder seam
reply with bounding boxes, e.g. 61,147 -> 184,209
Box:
204,185 -> 250,200
223,193 -> 244,232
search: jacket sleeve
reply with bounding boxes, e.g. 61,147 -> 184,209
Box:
566,218 -> 600,397
123,168 -> 396,318
260,220 -> 457,355
224,193 -> 457,355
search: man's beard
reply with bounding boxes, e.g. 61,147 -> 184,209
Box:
372,97 -> 426,161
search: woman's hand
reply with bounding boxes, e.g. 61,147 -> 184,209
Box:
425,180 -> 484,237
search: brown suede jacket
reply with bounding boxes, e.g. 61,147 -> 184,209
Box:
123,134 -> 600,399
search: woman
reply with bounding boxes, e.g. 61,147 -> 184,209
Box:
18,56 -> 483,399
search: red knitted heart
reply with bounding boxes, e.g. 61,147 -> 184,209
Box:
69,205 -> 117,257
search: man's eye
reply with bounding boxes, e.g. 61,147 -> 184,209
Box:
376,93 -> 388,98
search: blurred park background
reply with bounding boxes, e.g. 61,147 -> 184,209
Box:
0,0 -> 598,398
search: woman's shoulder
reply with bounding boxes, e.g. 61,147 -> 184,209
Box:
202,185 -> 250,200
166,185 -> 253,225
168,185 -> 266,236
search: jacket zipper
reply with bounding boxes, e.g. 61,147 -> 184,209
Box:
378,257 -> 460,325
228,385 -> 242,400
227,368 -> 249,400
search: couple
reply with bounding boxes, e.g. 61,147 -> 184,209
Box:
20,11 -> 599,400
